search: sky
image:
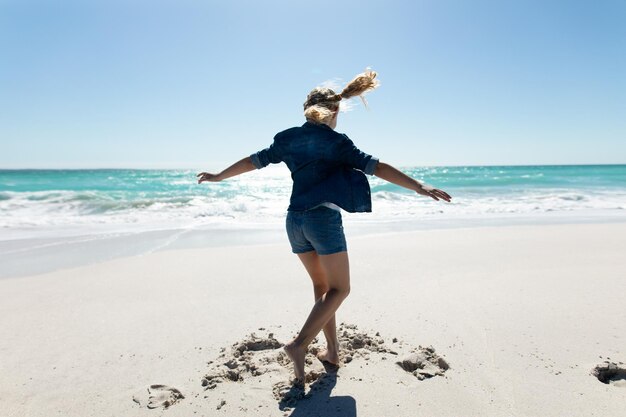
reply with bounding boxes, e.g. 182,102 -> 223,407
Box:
1,0 -> 625,169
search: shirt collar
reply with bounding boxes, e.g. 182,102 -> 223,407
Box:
303,120 -> 333,131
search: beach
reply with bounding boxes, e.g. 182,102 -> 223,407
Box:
1,222 -> 625,417
4,0 -> 625,414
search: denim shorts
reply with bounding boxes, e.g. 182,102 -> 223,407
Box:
286,206 -> 348,255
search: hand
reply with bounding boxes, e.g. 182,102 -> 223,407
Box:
196,172 -> 222,184
416,184 -> 452,202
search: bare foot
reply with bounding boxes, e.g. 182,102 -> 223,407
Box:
316,348 -> 340,366
284,341 -> 306,383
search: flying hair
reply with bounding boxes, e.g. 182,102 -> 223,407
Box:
303,69 -> 380,124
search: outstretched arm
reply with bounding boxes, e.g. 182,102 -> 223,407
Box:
197,157 -> 255,183
374,162 -> 452,202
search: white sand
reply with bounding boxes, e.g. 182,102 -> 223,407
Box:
1,223 -> 625,417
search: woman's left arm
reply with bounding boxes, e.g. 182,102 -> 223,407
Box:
374,162 -> 452,202
197,157 -> 255,183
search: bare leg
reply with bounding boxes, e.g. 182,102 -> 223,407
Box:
295,251 -> 339,364
284,251 -> 350,382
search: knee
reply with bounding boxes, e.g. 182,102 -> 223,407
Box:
332,285 -> 350,300
344,285 -> 351,298
313,283 -> 329,296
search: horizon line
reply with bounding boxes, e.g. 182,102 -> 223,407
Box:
1,162 -> 626,171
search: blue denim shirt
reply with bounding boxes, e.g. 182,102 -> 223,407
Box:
250,121 -> 379,212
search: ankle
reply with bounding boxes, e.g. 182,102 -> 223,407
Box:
287,338 -> 307,350
326,339 -> 339,351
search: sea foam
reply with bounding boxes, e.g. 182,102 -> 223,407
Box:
1,165 -> 625,239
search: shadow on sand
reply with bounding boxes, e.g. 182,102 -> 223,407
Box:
278,363 -> 357,417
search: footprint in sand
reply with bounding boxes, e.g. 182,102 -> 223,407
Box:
396,345 -> 450,380
146,384 -> 184,409
202,331 -> 289,390
199,323 -> 449,412
592,362 -> 626,387
272,369 -> 339,410
272,380 -> 307,408
202,324 -> 386,394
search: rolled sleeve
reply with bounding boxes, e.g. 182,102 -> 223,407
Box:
337,134 -> 379,175
250,152 -> 264,169
363,156 -> 379,175
250,141 -> 282,169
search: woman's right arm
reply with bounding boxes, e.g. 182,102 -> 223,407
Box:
197,156 -> 255,183
374,162 -> 452,202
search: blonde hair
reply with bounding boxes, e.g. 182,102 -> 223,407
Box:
303,69 -> 379,124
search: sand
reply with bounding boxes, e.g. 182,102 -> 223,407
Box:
1,222 -> 625,416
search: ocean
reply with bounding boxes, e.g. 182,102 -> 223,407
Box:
1,164 -> 625,277
1,164 -> 625,240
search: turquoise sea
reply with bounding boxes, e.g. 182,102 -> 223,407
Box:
1,164 -> 625,240
1,164 -> 625,278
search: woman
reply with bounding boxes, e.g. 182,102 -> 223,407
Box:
197,70 -> 451,383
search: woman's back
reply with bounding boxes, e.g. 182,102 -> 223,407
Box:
251,121 -> 379,212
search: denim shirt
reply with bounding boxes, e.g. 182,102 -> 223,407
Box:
250,121 -> 379,212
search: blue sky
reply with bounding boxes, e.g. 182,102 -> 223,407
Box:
1,0 -> 624,169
